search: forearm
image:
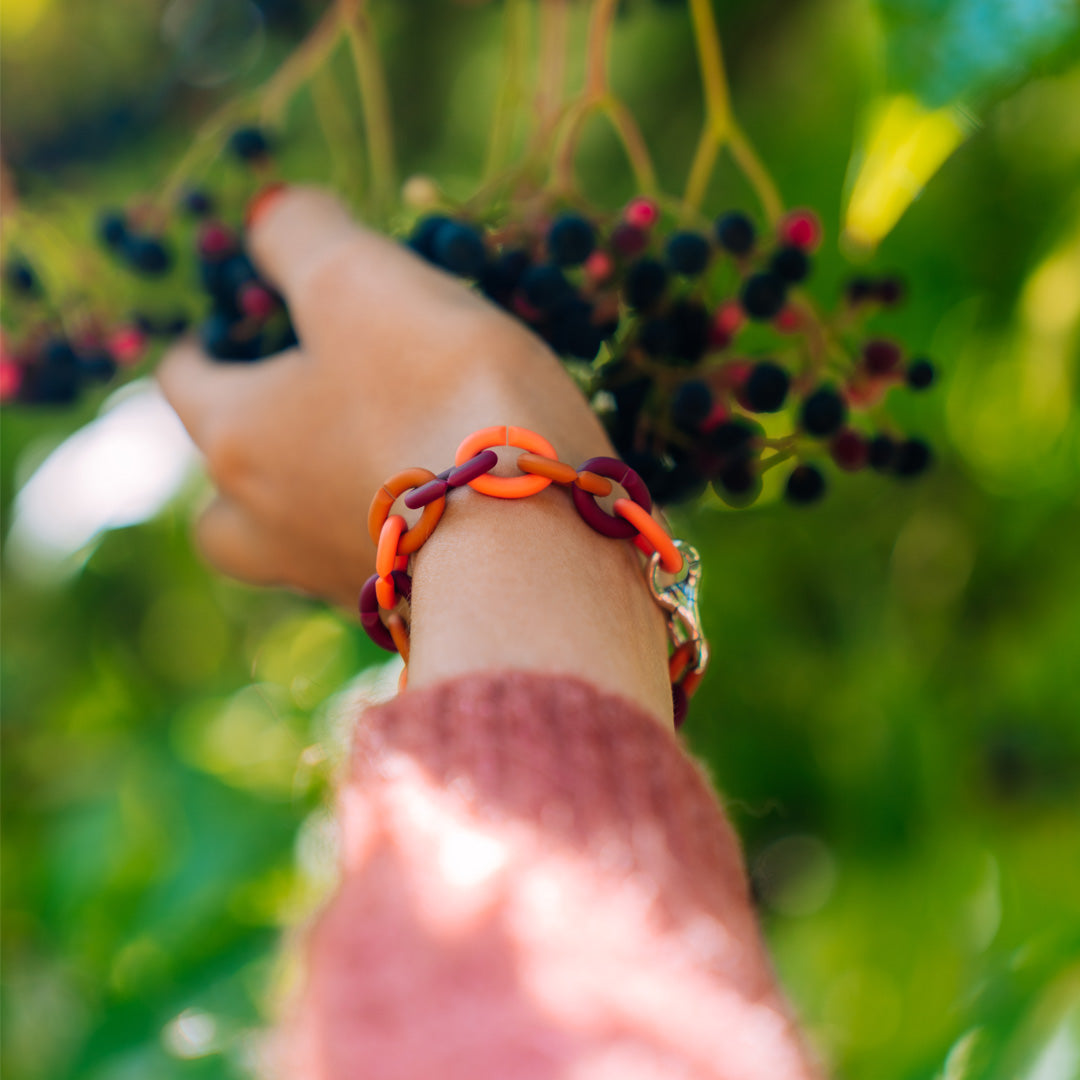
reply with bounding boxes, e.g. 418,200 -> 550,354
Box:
401,366 -> 674,728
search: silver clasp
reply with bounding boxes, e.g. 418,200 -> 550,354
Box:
646,539 -> 708,677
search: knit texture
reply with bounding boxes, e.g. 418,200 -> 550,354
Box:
273,669 -> 822,1079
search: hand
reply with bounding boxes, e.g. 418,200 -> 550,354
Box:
158,186 -> 618,610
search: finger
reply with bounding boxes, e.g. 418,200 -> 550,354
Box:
245,184 -> 454,334
156,335 -> 301,447
194,496 -> 285,587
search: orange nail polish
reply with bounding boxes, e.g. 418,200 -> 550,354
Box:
245,182 -> 288,230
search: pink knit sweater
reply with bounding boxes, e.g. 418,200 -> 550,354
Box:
276,669 -> 822,1079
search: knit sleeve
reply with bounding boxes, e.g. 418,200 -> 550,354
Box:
272,669 -> 823,1080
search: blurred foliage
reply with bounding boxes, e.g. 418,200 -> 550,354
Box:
2,2 -> 1080,1079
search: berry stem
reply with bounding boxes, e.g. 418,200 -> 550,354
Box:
311,58 -> 366,209
261,5 -> 345,122
483,0 -> 531,183
682,128 -> 721,213
687,0 -> 733,141
759,446 -> 798,473
341,0 -> 397,219
534,0 -> 571,148
600,96 -> 659,196
585,0 -> 619,97
727,125 -> 784,226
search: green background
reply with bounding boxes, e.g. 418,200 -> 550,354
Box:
3,1 -> 1079,1078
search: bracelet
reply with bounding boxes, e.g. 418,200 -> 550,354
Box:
358,425 -> 709,728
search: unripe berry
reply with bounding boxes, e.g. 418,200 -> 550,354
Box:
624,197 -> 659,229
548,214 -> 596,266
800,386 -> 847,437
785,464 -> 826,504
714,211 -> 755,255
708,300 -> 744,348
665,231 -> 710,276
863,339 -> 902,375
743,361 -> 790,413
401,175 -> 441,209
773,306 -> 802,334
779,209 -> 822,251
239,283 -> 278,320
741,272 -> 787,321
907,358 -> 935,390
108,326 -> 148,366
583,250 -> 614,284
829,429 -> 869,471
197,222 -> 236,260
0,360 -> 22,402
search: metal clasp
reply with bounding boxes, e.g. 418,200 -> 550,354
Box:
646,539 -> 708,677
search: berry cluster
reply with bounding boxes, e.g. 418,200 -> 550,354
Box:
405,199 -> 935,506
1,127 -> 293,406
2,125 -> 936,509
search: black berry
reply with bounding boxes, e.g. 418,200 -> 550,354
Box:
907,358 -> 935,390
228,126 -> 271,162
520,264 -> 572,311
770,245 -> 810,284
408,215 -> 454,262
671,379 -> 712,432
98,211 -> 128,251
715,212 -> 755,255
479,249 -> 531,306
785,464 -> 826,504
433,222 -> 486,277
181,188 -> 214,216
863,339 -> 902,375
845,276 -> 875,304
876,277 -> 905,305
800,386 -> 847,437
665,231 -> 710,276
624,258 -> 668,311
893,438 -> 932,477
124,236 -> 172,276
744,361 -> 790,413
868,434 -> 896,471
740,272 -> 787,321
547,214 -> 596,267
4,258 -> 39,296
666,301 -> 711,364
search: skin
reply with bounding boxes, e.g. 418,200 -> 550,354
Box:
157,186 -> 673,726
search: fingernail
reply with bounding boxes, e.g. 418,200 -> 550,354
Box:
245,182 -> 289,230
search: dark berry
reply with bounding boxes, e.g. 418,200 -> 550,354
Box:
785,464 -> 826,504
228,126 -> 271,162
408,215 -> 454,262
800,386 -> 847,437
98,211 -> 128,250
706,419 -> 756,457
744,361 -> 790,413
5,259 -> 40,296
433,222 -> 486,278
893,438 -> 932,477
624,258 -> 668,311
547,214 -> 596,267
665,232 -> 710,276
610,223 -> 648,258
520,264 -> 572,311
197,222 -> 236,260
18,362 -> 80,406
863,339 -> 902,375
181,188 -> 214,216
829,429 -> 869,471
741,272 -> 787,321
907,358 -> 935,390
124,236 -> 172,276
545,297 -> 602,360
78,351 -> 117,382
671,379 -> 712,432
716,457 -> 755,495
666,301 -> 711,364
638,317 -> 673,358
868,434 -> 896,471
479,249 -> 530,305
845,276 -> 876,304
770,245 -> 810,284
876,277 -> 905,305
201,253 -> 257,305
202,312 -> 262,362
715,212 -> 755,255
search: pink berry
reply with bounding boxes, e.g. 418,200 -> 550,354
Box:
779,209 -> 822,252
198,221 -> 236,260
583,250 -> 614,284
109,326 -> 147,366
512,293 -> 543,323
863,339 -> 902,375
709,300 -> 744,348
773,306 -> 802,334
0,360 -> 22,402
624,197 -> 659,229
830,429 -> 869,471
239,283 -> 277,320
699,400 -> 731,432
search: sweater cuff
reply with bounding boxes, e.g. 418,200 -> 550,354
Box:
350,668 -> 754,930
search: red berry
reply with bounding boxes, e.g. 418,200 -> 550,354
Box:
779,209 -> 822,252
109,326 -> 148,366
709,301 -> 744,347
0,359 -> 22,402
773,306 -> 802,334
624,198 -> 659,229
512,293 -> 543,323
239,283 -> 277,320
611,223 -> 648,257
584,250 -> 614,284
700,400 -> 731,432
830,428 -> 869,471
863,339 -> 902,375
198,222 -> 236,260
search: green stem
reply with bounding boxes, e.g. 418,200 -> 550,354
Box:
483,0 -> 531,183
682,127 -> 721,212
342,0 -> 396,220
311,59 -> 365,210
728,124 -> 784,226
534,0 -> 570,147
